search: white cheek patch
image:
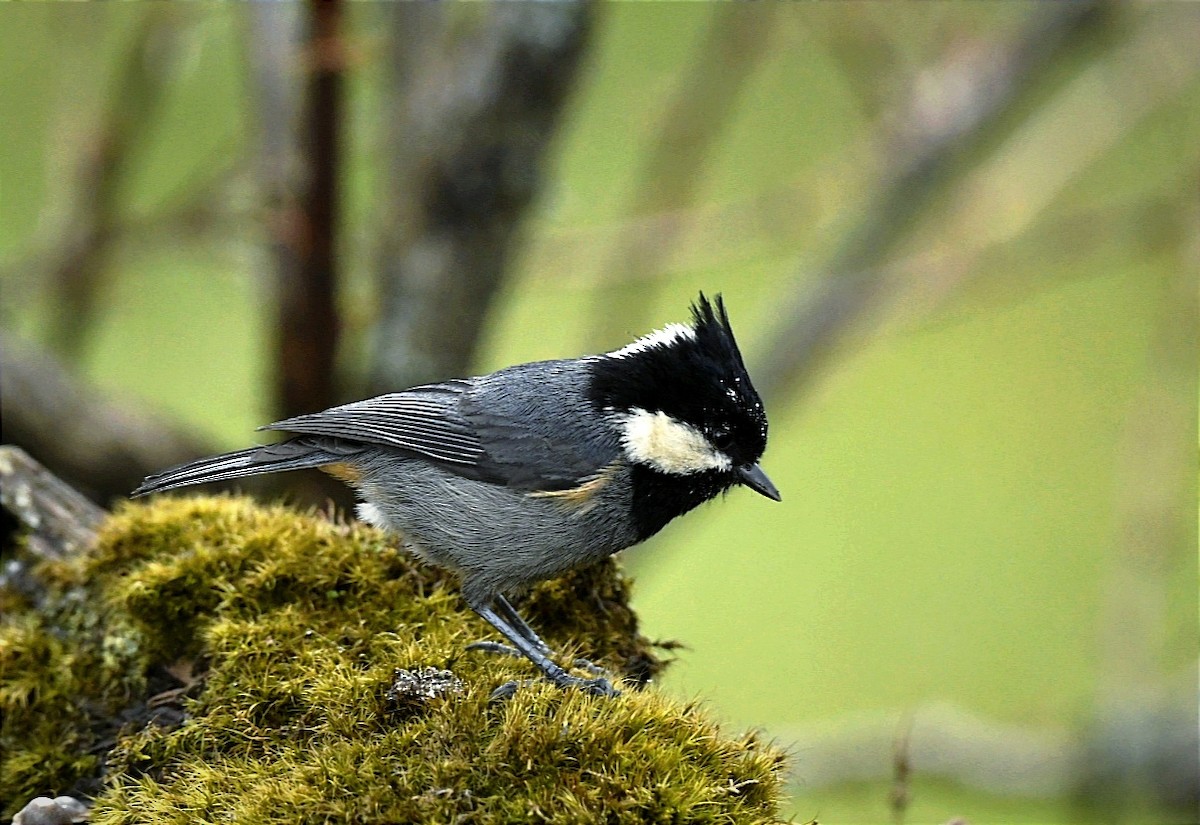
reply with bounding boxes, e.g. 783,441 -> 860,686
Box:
617,408 -> 732,475
607,323 -> 695,359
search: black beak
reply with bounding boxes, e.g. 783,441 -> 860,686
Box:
737,463 -> 781,501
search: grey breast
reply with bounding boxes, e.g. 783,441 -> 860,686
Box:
359,457 -> 637,598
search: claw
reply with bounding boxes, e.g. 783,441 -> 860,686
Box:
468,643 -> 619,695
466,640 -> 523,659
469,643 -> 613,682
488,680 -> 523,703
554,673 -> 620,697
572,658 -> 608,678
486,675 -> 618,701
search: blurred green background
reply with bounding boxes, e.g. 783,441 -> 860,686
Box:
2,3 -> 1196,823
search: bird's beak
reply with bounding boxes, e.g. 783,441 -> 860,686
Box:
737,463 -> 781,501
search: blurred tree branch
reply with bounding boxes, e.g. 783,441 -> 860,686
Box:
763,6 -> 1199,811
754,0 -> 1117,404
4,3 -> 597,513
0,446 -> 103,564
785,675 -> 1198,814
0,446 -> 104,611
245,3 -> 304,202
266,0 -> 345,421
241,0 -> 349,508
1079,228 -> 1199,814
586,4 -> 778,347
43,8 -> 175,361
0,332 -> 211,505
367,1 -> 593,394
511,5 -> 1194,329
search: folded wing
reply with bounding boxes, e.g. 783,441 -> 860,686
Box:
261,380 -> 484,468
262,366 -> 621,492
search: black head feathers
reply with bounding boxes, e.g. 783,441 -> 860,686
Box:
588,292 -> 769,466
689,292 -> 748,372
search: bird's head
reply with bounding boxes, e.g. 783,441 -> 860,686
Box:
588,293 -> 780,502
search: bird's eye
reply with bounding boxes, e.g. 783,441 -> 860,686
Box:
710,424 -> 734,452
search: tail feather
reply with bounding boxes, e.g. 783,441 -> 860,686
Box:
131,439 -> 350,497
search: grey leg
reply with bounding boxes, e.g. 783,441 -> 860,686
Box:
468,596 -> 619,697
468,595 -> 607,676
493,594 -> 553,654
464,594 -> 547,659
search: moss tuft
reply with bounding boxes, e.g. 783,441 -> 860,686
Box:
2,495 -> 788,823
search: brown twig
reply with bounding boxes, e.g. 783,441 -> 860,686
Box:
271,0 -> 345,421
890,714 -> 914,825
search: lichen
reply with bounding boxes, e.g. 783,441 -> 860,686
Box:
1,496 -> 788,823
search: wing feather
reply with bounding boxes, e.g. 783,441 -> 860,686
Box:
259,364 -> 621,492
260,381 -> 484,466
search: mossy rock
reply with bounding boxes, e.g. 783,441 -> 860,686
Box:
1,496 -> 788,823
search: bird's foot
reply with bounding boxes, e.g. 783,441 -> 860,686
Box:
553,672 -> 621,697
465,640 -> 524,659
570,657 -> 607,677
487,680 -> 526,702
468,641 -> 613,682
467,640 -> 620,697
487,674 -> 618,701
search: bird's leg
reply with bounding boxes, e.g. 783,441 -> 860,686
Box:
493,594 -> 553,654
465,594 -> 548,659
467,596 -> 619,697
469,595 -> 608,676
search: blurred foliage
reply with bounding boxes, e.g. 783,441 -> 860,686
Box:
1,3 -> 1196,822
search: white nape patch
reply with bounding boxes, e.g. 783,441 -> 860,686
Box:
616,408 -> 732,475
356,501 -> 388,530
607,323 -> 695,359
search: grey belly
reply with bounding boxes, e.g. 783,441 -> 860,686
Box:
351,455 -> 639,600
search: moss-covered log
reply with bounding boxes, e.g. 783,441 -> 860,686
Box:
1,495 -> 788,823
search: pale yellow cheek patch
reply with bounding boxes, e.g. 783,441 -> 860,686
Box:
618,408 -> 731,475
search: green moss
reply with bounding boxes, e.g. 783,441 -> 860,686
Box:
2,496 -> 788,823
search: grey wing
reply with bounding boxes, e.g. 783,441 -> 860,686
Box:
462,360 -> 622,490
260,380 -> 485,468
263,365 -> 621,492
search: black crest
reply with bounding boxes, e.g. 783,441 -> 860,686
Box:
588,292 -> 769,468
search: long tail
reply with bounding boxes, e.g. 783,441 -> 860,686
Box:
131,438 -> 356,497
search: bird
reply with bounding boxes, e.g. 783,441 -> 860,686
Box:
132,293 -> 780,696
